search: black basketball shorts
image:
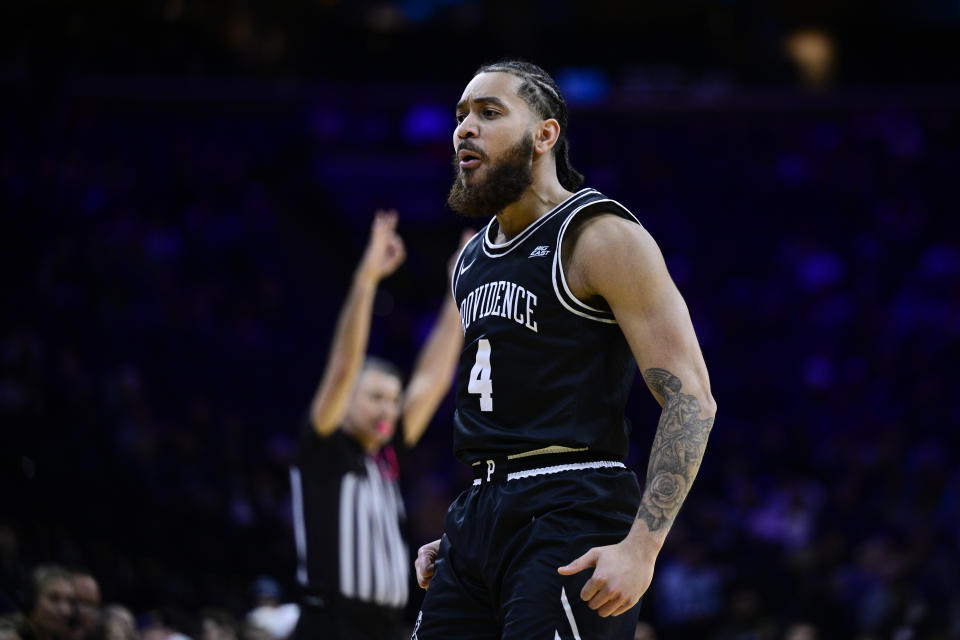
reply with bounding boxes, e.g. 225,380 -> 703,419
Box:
413,463 -> 643,640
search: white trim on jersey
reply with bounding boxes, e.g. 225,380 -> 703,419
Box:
551,280 -> 619,324
560,587 -> 583,640
451,229 -> 484,304
471,460 -> 627,485
481,189 -> 597,258
289,466 -> 309,586
551,196 -> 643,324
551,249 -> 618,324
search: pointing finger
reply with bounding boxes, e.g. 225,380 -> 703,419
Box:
557,548 -> 598,575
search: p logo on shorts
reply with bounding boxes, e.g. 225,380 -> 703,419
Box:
486,460 -> 495,482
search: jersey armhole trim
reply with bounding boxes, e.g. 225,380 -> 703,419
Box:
552,198 -> 642,324
451,230 -> 484,301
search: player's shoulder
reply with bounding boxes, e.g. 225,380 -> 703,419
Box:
561,200 -> 666,301
571,208 -> 642,236
562,202 -> 655,264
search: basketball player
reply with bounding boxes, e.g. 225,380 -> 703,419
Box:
411,61 -> 717,640
289,211 -> 467,640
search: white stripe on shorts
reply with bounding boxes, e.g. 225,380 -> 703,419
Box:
471,460 -> 626,486
560,586 -> 583,640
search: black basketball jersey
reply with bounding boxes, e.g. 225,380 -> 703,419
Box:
449,188 -> 641,465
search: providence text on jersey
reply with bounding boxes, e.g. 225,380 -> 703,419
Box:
458,280 -> 538,333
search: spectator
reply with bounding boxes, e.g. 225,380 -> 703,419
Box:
140,609 -> 192,640
99,606 -> 137,640
245,578 -> 298,640
0,617 -> 23,640
199,610 -> 236,640
16,566 -> 75,640
68,572 -> 100,640
782,623 -> 818,640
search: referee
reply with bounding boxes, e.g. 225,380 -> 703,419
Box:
290,210 -> 465,640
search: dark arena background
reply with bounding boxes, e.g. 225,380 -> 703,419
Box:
2,1 -> 959,638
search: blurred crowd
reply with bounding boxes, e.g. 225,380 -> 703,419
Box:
4,0 -> 959,86
2,72 -> 958,639
0,564 -> 298,640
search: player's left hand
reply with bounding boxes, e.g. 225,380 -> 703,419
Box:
557,540 -> 656,617
415,539 -> 441,590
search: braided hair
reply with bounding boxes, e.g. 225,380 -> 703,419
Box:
474,60 -> 585,192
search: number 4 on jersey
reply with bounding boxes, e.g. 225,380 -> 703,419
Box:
468,338 -> 493,412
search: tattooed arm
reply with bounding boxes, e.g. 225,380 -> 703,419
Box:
557,211 -> 716,617
635,367 -> 714,536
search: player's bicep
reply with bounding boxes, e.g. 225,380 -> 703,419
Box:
580,221 -> 713,409
614,281 -> 712,408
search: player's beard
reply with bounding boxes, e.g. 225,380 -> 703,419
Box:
447,135 -> 534,218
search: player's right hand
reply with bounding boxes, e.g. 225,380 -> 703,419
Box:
415,539 -> 441,590
358,209 -> 406,282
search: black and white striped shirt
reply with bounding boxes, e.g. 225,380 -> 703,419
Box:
290,426 -> 409,608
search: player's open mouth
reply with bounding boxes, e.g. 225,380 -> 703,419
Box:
458,149 -> 482,169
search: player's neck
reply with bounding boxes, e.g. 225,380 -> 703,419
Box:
495,181 -> 574,241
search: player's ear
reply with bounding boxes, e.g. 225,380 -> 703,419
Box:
533,118 -> 560,156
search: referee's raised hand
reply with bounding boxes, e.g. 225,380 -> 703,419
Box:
358,209 -> 406,282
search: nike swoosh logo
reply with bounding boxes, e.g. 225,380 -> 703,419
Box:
459,258 -> 476,275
